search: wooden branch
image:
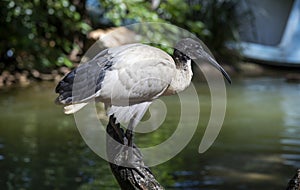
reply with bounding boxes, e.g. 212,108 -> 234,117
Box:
106,116 -> 164,190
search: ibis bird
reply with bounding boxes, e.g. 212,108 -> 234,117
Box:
55,38 -> 231,147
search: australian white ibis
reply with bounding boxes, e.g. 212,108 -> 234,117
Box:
55,38 -> 231,146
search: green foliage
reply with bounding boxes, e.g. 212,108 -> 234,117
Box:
101,0 -> 162,25
163,0 -> 242,64
0,0 -> 242,73
191,0 -> 242,63
101,0 -> 204,32
100,0 -> 207,56
0,0 -> 91,72
101,0 -> 241,64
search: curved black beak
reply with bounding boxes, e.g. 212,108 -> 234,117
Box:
191,48 -> 231,84
175,38 -> 232,84
205,53 -> 232,84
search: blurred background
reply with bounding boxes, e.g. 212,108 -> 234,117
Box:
1,0 -> 300,189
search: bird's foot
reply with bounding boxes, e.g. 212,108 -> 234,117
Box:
107,116 -> 145,176
113,143 -> 141,166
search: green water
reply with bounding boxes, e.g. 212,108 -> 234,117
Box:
0,77 -> 300,189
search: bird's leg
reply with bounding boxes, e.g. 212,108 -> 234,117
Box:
125,127 -> 133,147
126,118 -> 136,147
124,118 -> 135,165
109,116 -> 124,143
124,119 -> 147,179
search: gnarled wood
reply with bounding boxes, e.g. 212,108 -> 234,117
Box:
286,169 -> 300,190
106,116 -> 164,190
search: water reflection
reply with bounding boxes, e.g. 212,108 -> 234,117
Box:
280,83 -> 300,168
0,78 -> 299,189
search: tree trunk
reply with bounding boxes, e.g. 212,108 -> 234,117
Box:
106,116 -> 164,190
286,169 -> 300,190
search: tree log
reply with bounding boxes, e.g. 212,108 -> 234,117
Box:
286,169 -> 300,190
106,116 -> 164,190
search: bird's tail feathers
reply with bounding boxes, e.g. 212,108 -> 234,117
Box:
64,103 -> 88,114
108,102 -> 151,127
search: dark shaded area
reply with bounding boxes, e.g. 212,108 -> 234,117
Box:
0,0 -> 91,72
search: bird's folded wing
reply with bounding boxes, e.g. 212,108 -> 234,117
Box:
99,57 -> 175,105
55,48 -> 112,104
55,43 -> 176,115
108,102 -> 152,126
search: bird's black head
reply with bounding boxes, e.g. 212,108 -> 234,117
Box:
173,49 -> 191,70
175,38 -> 232,84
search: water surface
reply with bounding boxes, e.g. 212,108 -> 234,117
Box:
0,77 -> 299,189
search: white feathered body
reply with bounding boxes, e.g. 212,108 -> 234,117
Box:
55,43 -> 193,126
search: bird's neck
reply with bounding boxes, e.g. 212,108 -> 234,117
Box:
163,59 -> 193,96
173,49 -> 190,69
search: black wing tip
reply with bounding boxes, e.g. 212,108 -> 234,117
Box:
54,80 -> 72,105
54,94 -> 73,105
55,69 -> 76,93
54,97 -> 62,105
55,83 -> 61,93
